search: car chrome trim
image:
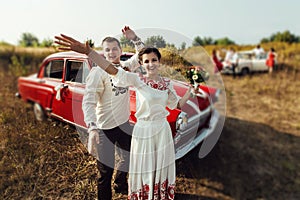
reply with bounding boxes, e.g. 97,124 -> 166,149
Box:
174,109 -> 220,160
176,112 -> 188,131
173,105 -> 211,146
186,99 -> 201,114
50,113 -> 87,130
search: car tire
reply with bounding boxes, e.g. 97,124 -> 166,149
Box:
33,103 -> 46,121
241,68 -> 249,76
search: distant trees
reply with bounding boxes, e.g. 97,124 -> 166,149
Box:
120,33 -> 236,49
145,35 -> 166,48
214,37 -> 235,45
120,35 -> 134,48
12,30 -> 300,49
192,36 -> 215,46
192,36 -> 203,46
191,30 -> 300,46
40,38 -> 54,47
261,30 -> 300,43
121,35 -> 177,50
192,36 -> 235,46
179,42 -> 186,51
18,32 -> 54,47
19,33 -> 40,47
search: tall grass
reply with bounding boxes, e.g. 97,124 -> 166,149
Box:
0,66 -> 99,199
0,43 -> 299,199
0,46 -> 57,75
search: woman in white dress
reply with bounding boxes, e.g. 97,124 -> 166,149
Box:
55,35 -> 193,200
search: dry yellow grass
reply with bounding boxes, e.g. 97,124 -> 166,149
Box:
223,72 -> 300,136
0,44 -> 299,199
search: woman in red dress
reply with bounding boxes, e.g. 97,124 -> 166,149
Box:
266,47 -> 276,73
212,49 -> 223,73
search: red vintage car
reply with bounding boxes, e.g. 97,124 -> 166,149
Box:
16,51 -> 222,159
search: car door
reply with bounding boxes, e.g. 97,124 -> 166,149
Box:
252,54 -> 268,72
41,59 -> 65,114
54,59 -> 90,128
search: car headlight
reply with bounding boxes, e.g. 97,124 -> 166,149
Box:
176,112 -> 188,131
192,74 -> 198,80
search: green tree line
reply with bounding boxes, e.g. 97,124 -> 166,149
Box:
15,33 -> 95,48
260,30 -> 300,43
192,30 -> 300,46
3,30 -> 299,49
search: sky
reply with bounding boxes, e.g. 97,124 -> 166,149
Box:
1,0 -> 299,47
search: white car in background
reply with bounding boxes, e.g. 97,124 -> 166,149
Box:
222,50 -> 269,76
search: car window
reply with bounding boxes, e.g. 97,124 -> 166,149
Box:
65,60 -> 90,83
44,60 -> 64,79
239,53 -> 252,60
259,53 -> 267,59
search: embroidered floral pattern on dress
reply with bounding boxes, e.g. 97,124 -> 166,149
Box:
141,77 -> 170,91
128,180 -> 175,200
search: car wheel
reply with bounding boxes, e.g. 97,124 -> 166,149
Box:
241,68 -> 249,76
33,103 -> 45,121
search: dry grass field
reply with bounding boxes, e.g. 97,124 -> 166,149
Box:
175,71 -> 300,200
0,45 -> 299,199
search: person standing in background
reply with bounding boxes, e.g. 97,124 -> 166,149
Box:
252,44 -> 265,59
230,48 -> 239,78
212,49 -> 223,73
266,47 -> 276,73
224,47 -> 238,78
224,47 -> 234,66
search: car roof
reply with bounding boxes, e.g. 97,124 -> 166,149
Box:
46,51 -> 89,59
238,50 -> 253,54
46,51 -> 134,60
